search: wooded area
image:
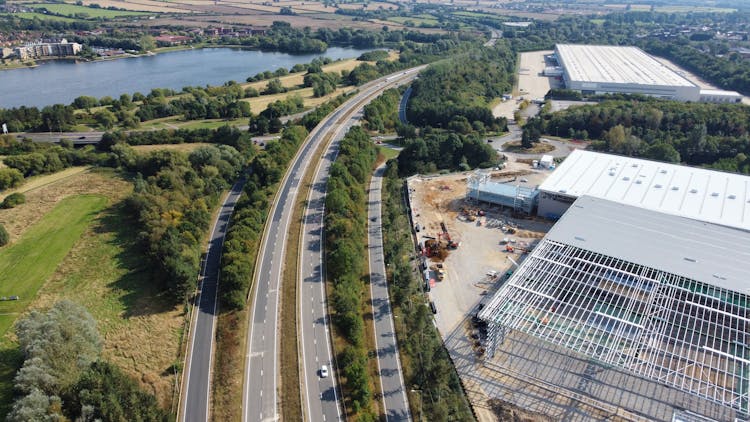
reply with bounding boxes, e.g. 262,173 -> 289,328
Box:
324,126 -> 377,418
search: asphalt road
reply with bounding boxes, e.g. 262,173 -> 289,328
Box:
399,86 -> 412,124
180,175 -> 246,422
367,164 -> 411,421
243,67 -> 424,422
297,71 -> 423,422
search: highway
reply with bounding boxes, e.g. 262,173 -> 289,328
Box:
367,164 -> 411,421
180,175 -> 246,422
398,86 -> 412,125
243,66 -> 424,422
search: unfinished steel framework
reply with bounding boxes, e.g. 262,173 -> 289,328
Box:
480,196 -> 750,418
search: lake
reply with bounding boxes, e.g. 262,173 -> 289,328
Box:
0,47 -> 372,109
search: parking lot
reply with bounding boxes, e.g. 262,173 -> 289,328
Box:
493,50 -> 562,120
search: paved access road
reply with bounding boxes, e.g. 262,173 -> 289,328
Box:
180,175 -> 246,422
243,67 -> 424,422
367,164 -> 411,421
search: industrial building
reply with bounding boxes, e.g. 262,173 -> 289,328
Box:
466,172 -> 538,214
554,44 -> 742,103
537,150 -> 750,231
480,195 -> 750,419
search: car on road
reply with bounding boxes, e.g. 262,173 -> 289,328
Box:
78,136 -> 86,139
320,365 -> 329,378
370,217 -> 377,222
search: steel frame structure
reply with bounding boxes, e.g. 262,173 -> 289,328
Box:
480,238 -> 749,415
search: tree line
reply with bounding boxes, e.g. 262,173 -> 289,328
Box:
7,301 -> 168,421
324,126 -> 377,418
396,132 -> 499,176
381,160 -> 475,420
219,125 -> 308,309
537,98 -> 750,172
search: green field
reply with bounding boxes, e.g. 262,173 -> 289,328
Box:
0,194 -> 107,338
2,11 -> 79,21
655,5 -> 736,12
378,145 -> 400,160
28,3 -> 150,18
388,15 -> 440,26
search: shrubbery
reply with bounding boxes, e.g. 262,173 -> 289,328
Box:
1,193 -> 26,209
219,125 -> 309,309
324,126 -> 377,416
7,301 -> 167,421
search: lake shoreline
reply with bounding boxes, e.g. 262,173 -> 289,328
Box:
1,46 -> 371,108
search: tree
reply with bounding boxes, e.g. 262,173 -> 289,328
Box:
66,361 -> 169,421
263,78 -> 286,95
0,223 -> 8,247
14,300 -> 102,395
94,109 -> 117,130
140,35 -> 156,52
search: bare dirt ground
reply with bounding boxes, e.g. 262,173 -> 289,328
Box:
406,167 -> 553,338
406,167 -> 556,421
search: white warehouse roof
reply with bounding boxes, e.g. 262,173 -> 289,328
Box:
556,44 -> 696,87
538,150 -> 750,231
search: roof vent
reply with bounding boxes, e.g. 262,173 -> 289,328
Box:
609,171 -> 616,176
690,189 -> 698,194
671,186 -> 679,191
728,194 -> 736,199
623,176 -> 630,181
660,169 -> 667,174
711,192 -> 719,197
635,180 -> 642,185
654,184 -> 662,189
574,236 -> 585,241
631,164 -> 638,168
559,189 -> 566,193
683,257 -> 697,263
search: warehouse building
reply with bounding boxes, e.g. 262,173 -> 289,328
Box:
480,195 -> 750,419
536,150 -> 750,231
466,172 -> 538,214
554,44 -> 743,103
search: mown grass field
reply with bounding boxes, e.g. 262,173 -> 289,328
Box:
0,169 -> 185,417
28,2 -> 150,17
0,194 -> 107,338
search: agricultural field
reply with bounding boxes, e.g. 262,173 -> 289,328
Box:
27,2 -> 151,17
1,11 -> 79,21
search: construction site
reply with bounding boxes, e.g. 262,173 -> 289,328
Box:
405,151 -> 750,422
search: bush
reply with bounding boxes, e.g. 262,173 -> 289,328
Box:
0,168 -> 24,190
0,224 -> 8,247
2,192 -> 26,209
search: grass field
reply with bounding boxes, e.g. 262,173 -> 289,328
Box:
378,146 -> 400,161
28,2 -> 150,17
131,142 -> 212,153
0,169 -> 185,417
0,166 -> 88,202
0,194 -> 107,338
1,11 -> 79,21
